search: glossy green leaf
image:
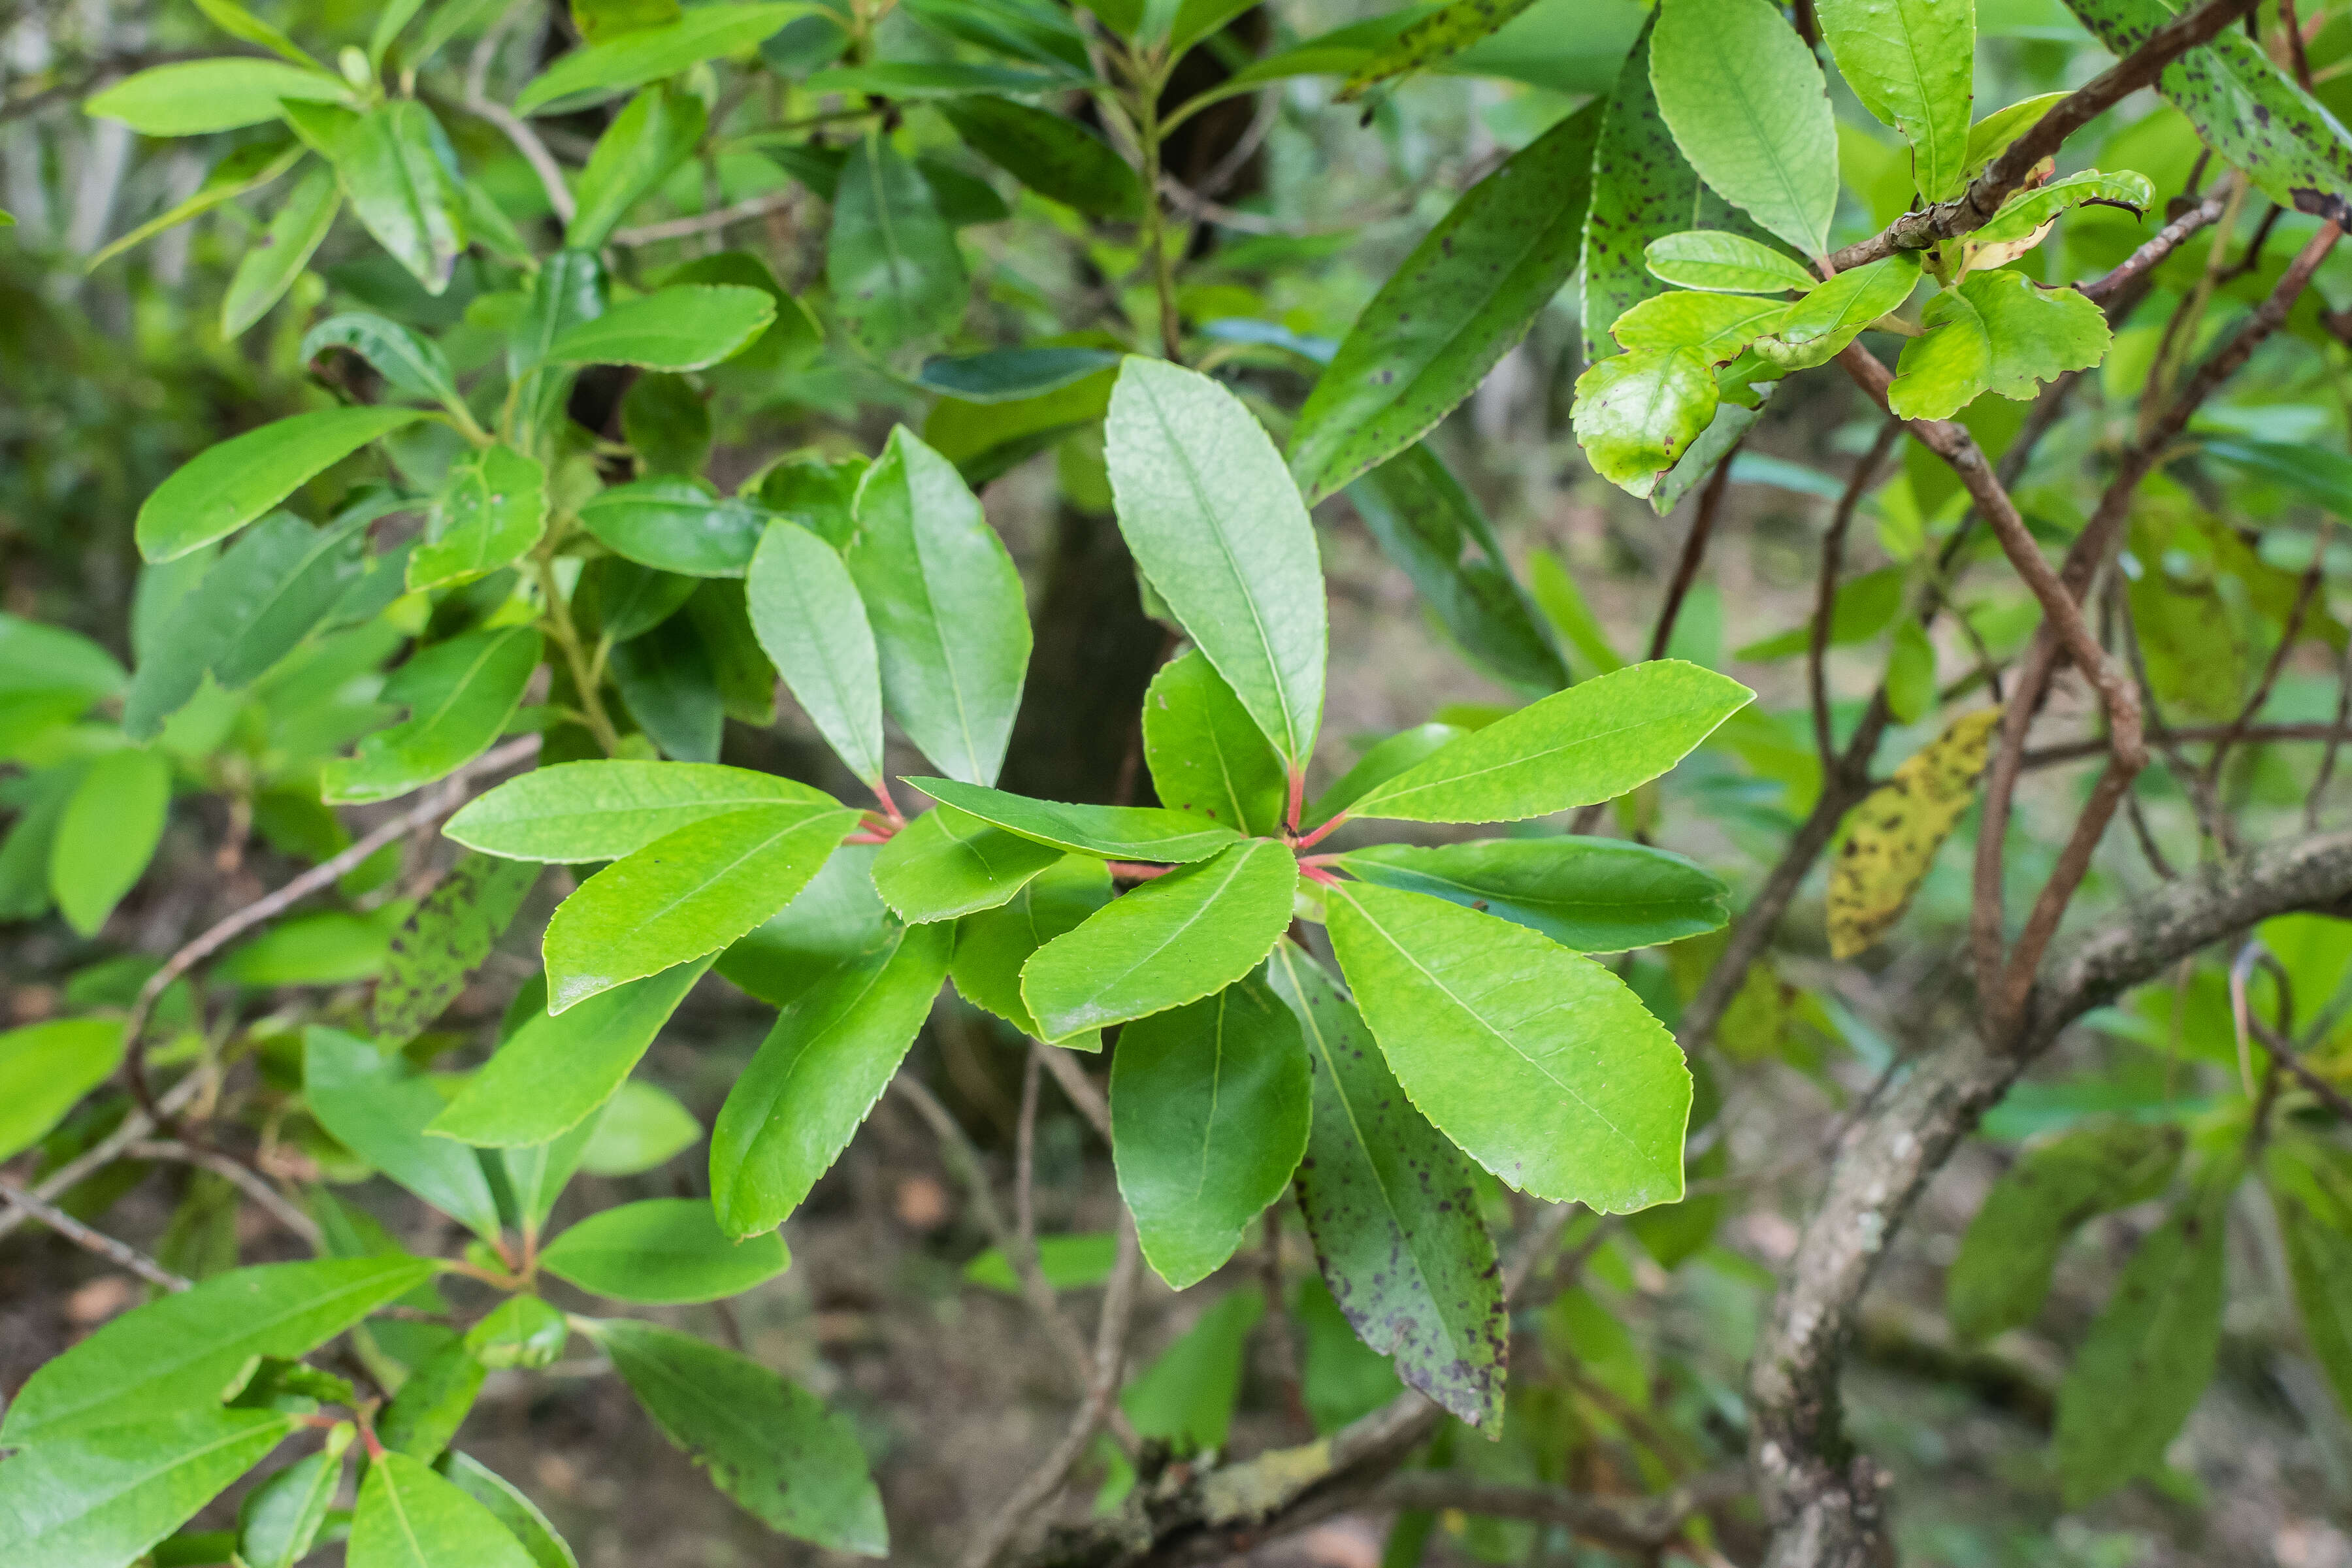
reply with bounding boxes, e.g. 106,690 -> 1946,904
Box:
432,959 -> 711,1145
408,447 -> 546,591
1752,253 -> 1920,373
872,805 -> 1064,923
746,519 -> 884,785
578,1081 -> 702,1175
1325,881 -> 1691,1209
1651,0 -> 1837,255
828,131 -> 968,351
508,250 -> 605,452
84,59 -> 347,136
622,372 -> 713,475
0,1255 -> 434,1445
1610,289 -> 1788,360
1571,346 -> 1718,497
0,1019 -> 125,1162
714,842 -> 890,1006
1111,974 -> 1310,1288
223,165 -> 341,337
463,1295 -> 570,1369
711,921 -> 951,1235
321,627 -> 540,804
236,1437 -> 346,1568
350,1450 -> 537,1568
1304,725 -> 1468,831
573,0 -> 681,42
1972,168 -> 2154,244
1140,647 -> 1288,838
1816,0 -> 1974,203
1642,229 -> 1817,295
305,1028 -> 504,1241
449,760 -> 838,862
914,346 -> 1120,404
374,852 -> 541,1043
608,613 -> 724,762
542,1198 -> 790,1303
91,139 -> 306,269
1341,659 -> 1752,823
1267,943 -> 1505,1428
517,3 -> 807,110
49,746 -> 169,937
1108,357 -> 1326,769
1890,270 -> 2108,419
1,1407 -> 295,1568
948,855 -> 1113,1047
587,1319 -> 887,1554
329,101 -> 468,294
576,559 -> 698,644
576,479 -> 769,577
192,0 -> 321,66
1946,1120 -> 2183,1345
1289,104 -> 1601,503
568,84 -> 706,249
301,313 -> 462,411
1581,17 -> 1701,359
549,286 -> 774,370
376,1340 -> 485,1461
1961,91 -> 2067,181
939,96 -> 1141,219
1338,836 -> 1729,952
135,406 -> 419,563
436,1452 -> 578,1568
1021,838 -> 1297,1041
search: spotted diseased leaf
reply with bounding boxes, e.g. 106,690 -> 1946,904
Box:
1337,0 -> 1540,99
1970,169 -> 2154,246
373,851 -> 540,1043
1827,706 -> 2001,958
1581,16 -> 1702,361
1571,346 -> 1718,497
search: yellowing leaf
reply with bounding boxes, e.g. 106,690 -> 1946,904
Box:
1825,706 -> 2002,958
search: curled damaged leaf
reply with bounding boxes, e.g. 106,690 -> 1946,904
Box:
1750,253 -> 1919,371
1571,346 -> 1718,497
1610,289 -> 1788,361
1826,706 -> 2002,958
1971,168 -> 2155,247
1889,270 -> 2108,419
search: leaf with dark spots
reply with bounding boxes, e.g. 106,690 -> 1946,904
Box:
373,851 -> 541,1044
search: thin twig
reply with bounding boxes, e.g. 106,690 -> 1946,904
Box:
2080,193 -> 2231,302
0,1177 -> 189,1290
2023,720 -> 2352,768
1034,1043 -> 1112,1141
455,94 -> 576,226
1812,416 -> 1906,774
1014,1044 -> 1045,1296
0,1074 -> 204,1244
126,1139 -> 322,1248
2251,1019 -> 2352,1123
612,190 -> 795,246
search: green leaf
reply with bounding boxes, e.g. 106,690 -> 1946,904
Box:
374,852 -> 541,1044
1890,271 -> 2108,419
1816,0 -> 1974,203
1112,975 -> 1310,1288
2270,1143 -> 2352,1420
1117,1287 -> 1261,1452
431,960 -> 711,1145
90,139 -> 306,269
1571,346 -> 1718,497
1303,725 -> 1468,831
578,1081 -> 702,1175
1887,282 -> 1990,419
1337,837 -> 1729,953
301,313 -> 463,411
436,1453 -> 578,1568
463,1296 -> 570,1369
0,1255 -> 434,1445
1961,91 -> 2067,182
305,1028 -> 504,1241
2052,1178 -> 2230,1507
715,842 -> 890,1006
1735,563 -> 1906,660
622,372 -> 713,474
376,1340 -> 485,1461
0,1019 -> 125,1162
517,3 -> 808,110
1343,446 -> 1569,695
449,760 -> 838,862
939,96 -> 1141,219
1971,168 -> 2153,245
1021,839 -> 1297,1041
1338,0 -> 1539,97
578,478 -> 770,578
828,131 -> 968,351
1753,253 -> 1919,370
135,406 -> 420,563
1886,617 -> 1937,723
0,1407 -> 295,1568
1946,1120 -> 2183,1346
872,805 -> 1064,923
237,1436 -> 347,1568
608,614 -> 725,762
508,250 -> 606,453
568,84 -> 706,250
224,164 -> 341,337
1107,357 -> 1326,770
328,101 -> 468,295
747,519 -> 885,785
1341,659 -> 1752,824
1267,944 -> 1504,1428
192,0 -> 322,67
1643,229 -> 1819,294
1649,0 -> 1838,256
586,1319 -> 887,1554
1609,289 -> 1789,361
914,346 -> 1120,403
712,922 -> 951,1233
1140,648 -> 1288,838
1288,104 -> 1601,503
573,0 -> 681,43
907,777 -> 1243,862
1581,17 -> 1701,359
321,627 -> 542,804
350,1450 -> 537,1568
845,427 -> 1031,785
48,746 -> 169,937
549,286 -> 775,371
1324,881 -> 1691,1209
962,1232 -> 1118,1292
409,446 -> 547,592
541,1197 -> 791,1303
947,856 -> 1113,1046
84,59 -> 347,135
576,559 -> 698,644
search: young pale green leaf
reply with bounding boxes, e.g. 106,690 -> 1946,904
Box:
1650,0 -> 1838,256
568,84 -> 706,249
436,1453 -> 578,1568
301,313 -> 463,411
711,922 -> 951,1234
541,1197 -> 790,1303
1889,270 -> 2108,419
1887,282 -> 1991,419
84,59 -> 347,135
548,286 -> 775,370
1343,446 -> 1569,696
90,139 -> 306,269
1112,974 -> 1310,1288
1,1407 -> 297,1568
845,426 -> 1032,786
1610,290 -> 1788,361
448,760 -> 836,862
409,447 -> 547,592
1267,944 -> 1505,1428
305,1028 -> 504,1241
939,95 -> 1142,220
948,856 -> 1113,1047
2052,1178 -> 2230,1507
1946,1120 -> 2184,1346
192,0 -> 321,66
223,164 -> 340,336
1971,168 -> 2153,245
828,131 -> 968,351
871,805 -> 1064,923
517,3 -> 806,110
1571,346 -> 1718,497
463,1295 -> 569,1369
1816,0 -> 1974,203
576,479 -> 770,577
543,802 -> 860,1013
0,1019 -> 125,1162
321,627 -> 541,804
431,959 -> 712,1145
330,101 -> 468,295
1341,659 -> 1752,824
1021,839 -> 1297,1041
1752,253 -> 1920,370
135,406 -> 420,562
1108,357 -> 1326,769
49,746 -> 169,938
578,1081 -> 702,1176
1326,882 -> 1690,1209
587,1318 -> 887,1554
1643,229 -> 1818,294
237,1438 -> 347,1568
1288,104 -> 1602,503
1581,16 -> 1702,360
0,1255 -> 434,1445
745,519 -> 883,783
350,1450 -> 538,1568
1338,837 -> 1729,953
1961,91 -> 2067,182
372,852 -> 538,1043
1140,648 -> 1288,838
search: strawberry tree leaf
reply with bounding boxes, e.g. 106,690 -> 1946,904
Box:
305,1027 -> 505,1241
449,760 -> 838,862
1650,0 -> 1838,257
1581,16 -> 1699,359
517,3 -> 807,111
1337,837 -> 1730,953
872,804 -> 1064,923
947,856 -> 1113,1049
84,59 -> 348,136
577,479 -> 771,578
134,406 -> 420,562
746,519 -> 884,785
374,851 -> 540,1044
548,286 -> 775,370
3,1407 -> 297,1568
320,627 -> 541,804
408,446 -> 547,591
540,1197 -> 790,1303
1972,169 -> 2154,245
1610,289 -> 1789,361
1139,647 -> 1288,838
350,1450 -> 538,1568
1643,229 -> 1818,294
567,84 -> 705,250
1571,346 -> 1718,497
906,776 -> 1244,862
828,131 -> 968,351
1816,0 -> 1974,203
1752,253 -> 1919,370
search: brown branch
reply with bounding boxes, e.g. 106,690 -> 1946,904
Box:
2023,720 -> 2352,768
2251,1019 -> 2352,1124
1035,1042 -> 1113,1141
1812,417 -> 1905,774
612,190 -> 796,247
0,1176 -> 189,1291
126,1139 -> 323,1249
2080,192 -> 2231,302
